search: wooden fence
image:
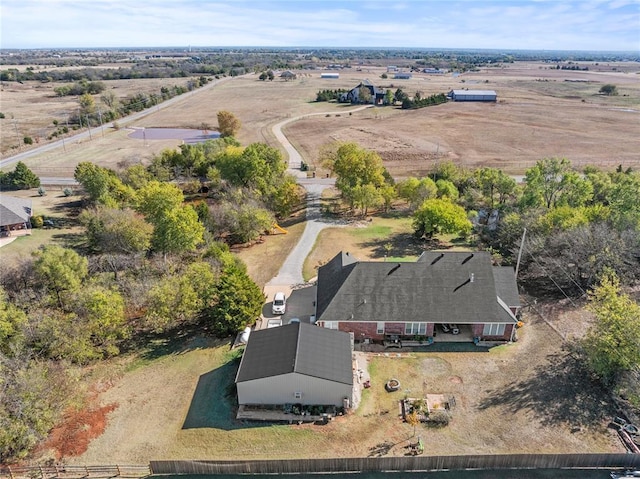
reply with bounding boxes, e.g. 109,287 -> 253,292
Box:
0,465 -> 150,479
150,454 -> 640,475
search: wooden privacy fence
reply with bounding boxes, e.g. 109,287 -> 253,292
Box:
150,454 -> 640,475
0,465 -> 151,479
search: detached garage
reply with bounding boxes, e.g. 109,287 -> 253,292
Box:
235,322 -> 353,408
449,89 -> 497,102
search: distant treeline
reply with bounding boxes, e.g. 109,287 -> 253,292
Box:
315,89 -> 348,102
401,92 -> 448,109
1,48 -> 635,84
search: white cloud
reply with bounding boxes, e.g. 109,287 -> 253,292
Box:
0,0 -> 638,50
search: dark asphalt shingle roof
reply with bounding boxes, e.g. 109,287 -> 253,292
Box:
317,251 -> 519,325
493,267 -> 521,309
0,195 -> 32,227
236,322 -> 353,385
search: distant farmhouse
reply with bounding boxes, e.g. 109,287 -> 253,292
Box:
314,251 -> 520,345
340,80 -> 385,105
235,322 -> 353,410
0,194 -> 32,237
394,72 -> 412,80
449,90 -> 497,102
280,70 -> 297,81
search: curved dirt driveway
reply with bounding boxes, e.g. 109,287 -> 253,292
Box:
263,106 -> 372,312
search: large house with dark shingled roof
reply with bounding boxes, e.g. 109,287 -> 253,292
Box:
314,251 -> 520,344
235,322 -> 353,407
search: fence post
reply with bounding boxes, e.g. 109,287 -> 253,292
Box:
116,466 -> 121,477
8,467 -> 14,479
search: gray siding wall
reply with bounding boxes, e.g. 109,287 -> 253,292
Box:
237,372 -> 352,407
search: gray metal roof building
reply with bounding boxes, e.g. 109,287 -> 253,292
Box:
449,90 -> 497,101
235,322 -> 353,407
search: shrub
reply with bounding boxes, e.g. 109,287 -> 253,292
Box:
0,112 -> 5,119
63,188 -> 73,197
37,186 -> 46,196
427,410 -> 450,427
23,136 -> 33,145
30,215 -> 44,228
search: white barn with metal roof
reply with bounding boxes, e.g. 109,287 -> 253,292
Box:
449,90 -> 497,102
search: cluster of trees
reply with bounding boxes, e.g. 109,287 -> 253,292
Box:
0,129 -> 303,460
315,88 -> 348,102
0,161 -> 40,190
74,78 -> 210,128
401,92 -> 448,110
53,80 -> 106,97
327,148 -> 640,298
258,70 -> 275,81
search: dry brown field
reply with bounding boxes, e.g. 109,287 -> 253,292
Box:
2,61 -> 639,177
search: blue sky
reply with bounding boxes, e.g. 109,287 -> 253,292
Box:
1,0 -> 638,51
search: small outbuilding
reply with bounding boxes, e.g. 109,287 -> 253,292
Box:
280,70 -> 297,81
449,90 -> 497,102
320,72 -> 340,79
235,322 -> 353,408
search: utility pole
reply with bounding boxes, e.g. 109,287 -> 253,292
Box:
85,116 -> 92,140
13,120 -> 20,149
514,227 -> 527,280
98,109 -> 105,137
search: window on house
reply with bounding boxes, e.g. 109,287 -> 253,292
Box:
483,323 -> 506,336
376,322 -> 385,334
405,322 -> 426,335
324,321 -> 338,330
294,392 -> 302,399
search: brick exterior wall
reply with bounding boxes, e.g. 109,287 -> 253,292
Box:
319,321 -> 513,342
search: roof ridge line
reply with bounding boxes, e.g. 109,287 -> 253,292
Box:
293,322 -> 302,373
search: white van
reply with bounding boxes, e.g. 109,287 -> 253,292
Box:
272,292 -> 286,315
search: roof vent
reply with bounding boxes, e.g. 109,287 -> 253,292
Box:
431,253 -> 445,265
462,253 -> 474,265
470,273 -> 475,283
387,264 -> 401,276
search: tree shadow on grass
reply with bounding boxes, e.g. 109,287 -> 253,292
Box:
477,348 -> 616,428
359,232 -> 426,260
